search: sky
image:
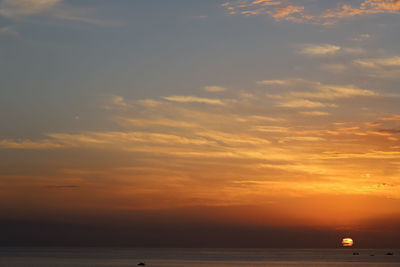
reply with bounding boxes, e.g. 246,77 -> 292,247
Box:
1,0 -> 400,248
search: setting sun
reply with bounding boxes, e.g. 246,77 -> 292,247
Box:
342,238 -> 354,247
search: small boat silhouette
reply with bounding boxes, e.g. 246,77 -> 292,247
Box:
137,262 -> 146,266
386,252 -> 393,256
353,252 -> 359,255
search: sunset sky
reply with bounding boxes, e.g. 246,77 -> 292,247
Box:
1,0 -> 400,247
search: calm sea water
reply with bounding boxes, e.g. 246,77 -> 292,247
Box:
0,248 -> 399,267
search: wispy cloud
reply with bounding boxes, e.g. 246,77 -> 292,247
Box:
321,0 -> 400,23
117,117 -> 197,129
279,136 -> 324,143
352,33 -> 372,41
355,56 -> 400,68
0,26 -> 19,37
0,0 -> 60,18
251,125 -> 289,133
365,121 -> 382,127
221,0 -> 306,22
381,114 -> 400,121
0,139 -> 64,150
103,95 -> 131,110
278,99 -> 328,108
164,96 -> 225,105
256,79 -> 289,85
270,5 -> 304,21
300,44 -> 341,55
354,56 -> 400,79
299,44 -> 365,56
221,0 -> 400,24
300,111 -> 330,116
292,84 -> 376,99
260,79 -> 377,100
204,86 -> 227,92
0,0 -> 119,26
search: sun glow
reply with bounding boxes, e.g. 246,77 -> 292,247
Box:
342,238 -> 354,247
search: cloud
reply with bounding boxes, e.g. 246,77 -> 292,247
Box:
47,132 -> 215,146
221,0 -> 400,24
279,136 -> 324,143
277,99 -> 328,108
138,99 -> 163,108
221,0 -> 307,22
118,117 -> 197,129
299,44 -> 365,57
197,130 -> 271,146
0,26 -> 19,37
321,0 -> 400,22
2,77 -> 400,216
0,0 -> 119,26
270,5 -> 304,20
342,47 -> 366,55
256,80 -> 289,85
365,121 -> 382,127
300,111 -> 330,116
318,150 -> 400,160
262,79 -> 377,100
0,0 -> 60,18
243,115 -> 285,122
204,86 -> 227,92
257,78 -> 377,116
354,56 -> 400,68
103,95 -> 130,110
0,139 -> 63,150
381,114 -> 400,121
250,126 -> 289,133
354,56 -> 400,79
292,84 -> 376,99
352,33 -> 372,41
0,131 -> 214,151
164,96 -> 225,105
300,44 -> 341,55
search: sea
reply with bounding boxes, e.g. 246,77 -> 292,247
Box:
0,248 -> 399,267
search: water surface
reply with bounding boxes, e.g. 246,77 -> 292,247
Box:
1,248 -> 399,266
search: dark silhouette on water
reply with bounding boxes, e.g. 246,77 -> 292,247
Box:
386,252 -> 393,256
353,252 -> 359,255
137,262 -> 146,266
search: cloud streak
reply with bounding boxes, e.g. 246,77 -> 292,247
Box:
221,0 -> 400,24
164,96 -> 225,105
0,0 -> 60,18
353,56 -> 400,79
0,0 -> 119,26
300,44 -> 341,55
0,26 -> 20,37
204,86 -> 227,92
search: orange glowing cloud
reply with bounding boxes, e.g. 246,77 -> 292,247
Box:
1,77 -> 399,231
222,0 -> 400,24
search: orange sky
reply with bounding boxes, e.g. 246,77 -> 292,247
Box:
1,0 -> 400,247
